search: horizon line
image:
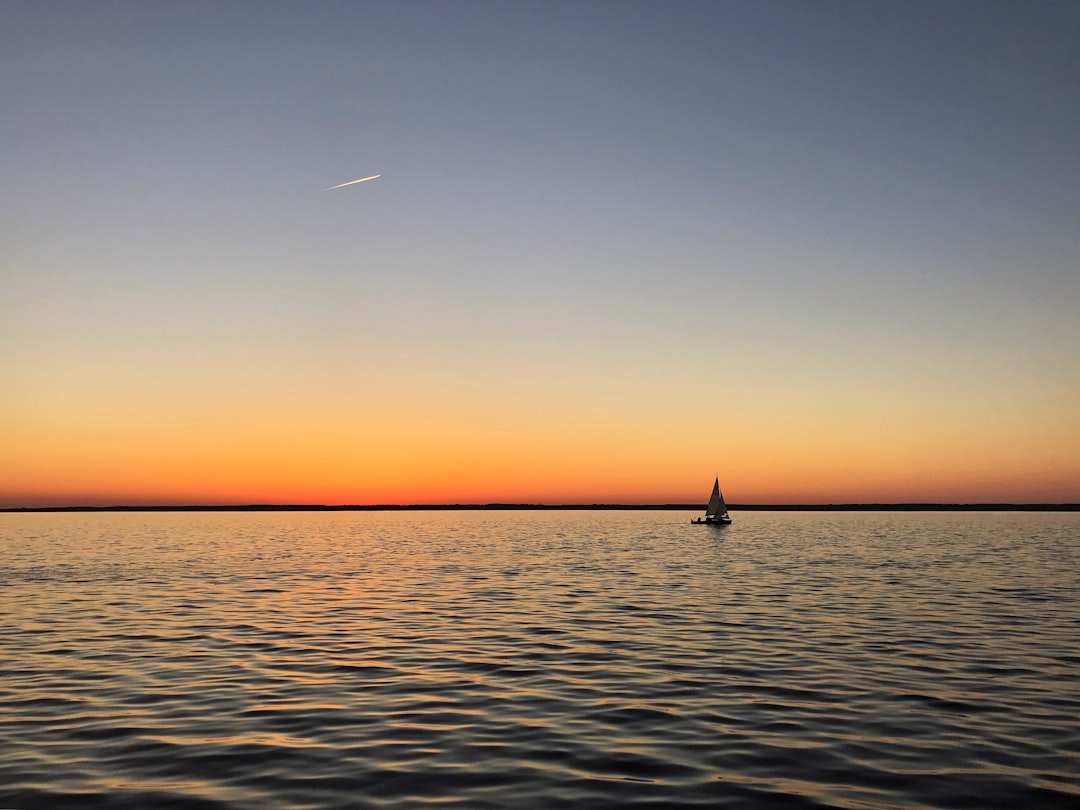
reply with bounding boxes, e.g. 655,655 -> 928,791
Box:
3,502 -> 1078,513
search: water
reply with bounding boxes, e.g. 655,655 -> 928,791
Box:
1,510 -> 1077,809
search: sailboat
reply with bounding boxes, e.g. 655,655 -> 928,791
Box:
691,477 -> 732,525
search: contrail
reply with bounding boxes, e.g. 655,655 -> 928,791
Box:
325,174 -> 381,190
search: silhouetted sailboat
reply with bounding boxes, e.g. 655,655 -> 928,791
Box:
692,477 -> 732,525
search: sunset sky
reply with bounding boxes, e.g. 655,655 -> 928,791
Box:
3,0 -> 1079,507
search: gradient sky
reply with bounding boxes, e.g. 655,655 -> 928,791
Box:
3,0 -> 1079,506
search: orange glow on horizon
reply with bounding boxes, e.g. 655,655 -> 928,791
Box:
5,428 -> 1077,508
5,360 -> 1078,508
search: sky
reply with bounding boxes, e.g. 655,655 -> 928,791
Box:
3,0 -> 1079,506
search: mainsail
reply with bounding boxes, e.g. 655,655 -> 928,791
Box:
706,477 -> 726,518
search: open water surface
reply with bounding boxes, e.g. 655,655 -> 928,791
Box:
1,510 -> 1078,809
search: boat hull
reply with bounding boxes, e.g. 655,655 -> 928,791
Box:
691,516 -> 731,525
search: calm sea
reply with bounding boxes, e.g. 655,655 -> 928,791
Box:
1,510 -> 1077,809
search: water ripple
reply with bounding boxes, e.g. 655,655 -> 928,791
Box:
1,510 -> 1078,808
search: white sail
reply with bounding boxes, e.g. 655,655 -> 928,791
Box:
706,478 -> 725,517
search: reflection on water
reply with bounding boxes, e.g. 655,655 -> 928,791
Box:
1,510 -> 1078,808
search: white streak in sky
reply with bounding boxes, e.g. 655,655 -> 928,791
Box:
325,174 -> 381,190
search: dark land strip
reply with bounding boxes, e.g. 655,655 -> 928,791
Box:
4,504 -> 1078,513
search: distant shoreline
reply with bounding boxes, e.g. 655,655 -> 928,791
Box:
3,503 -> 1078,513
